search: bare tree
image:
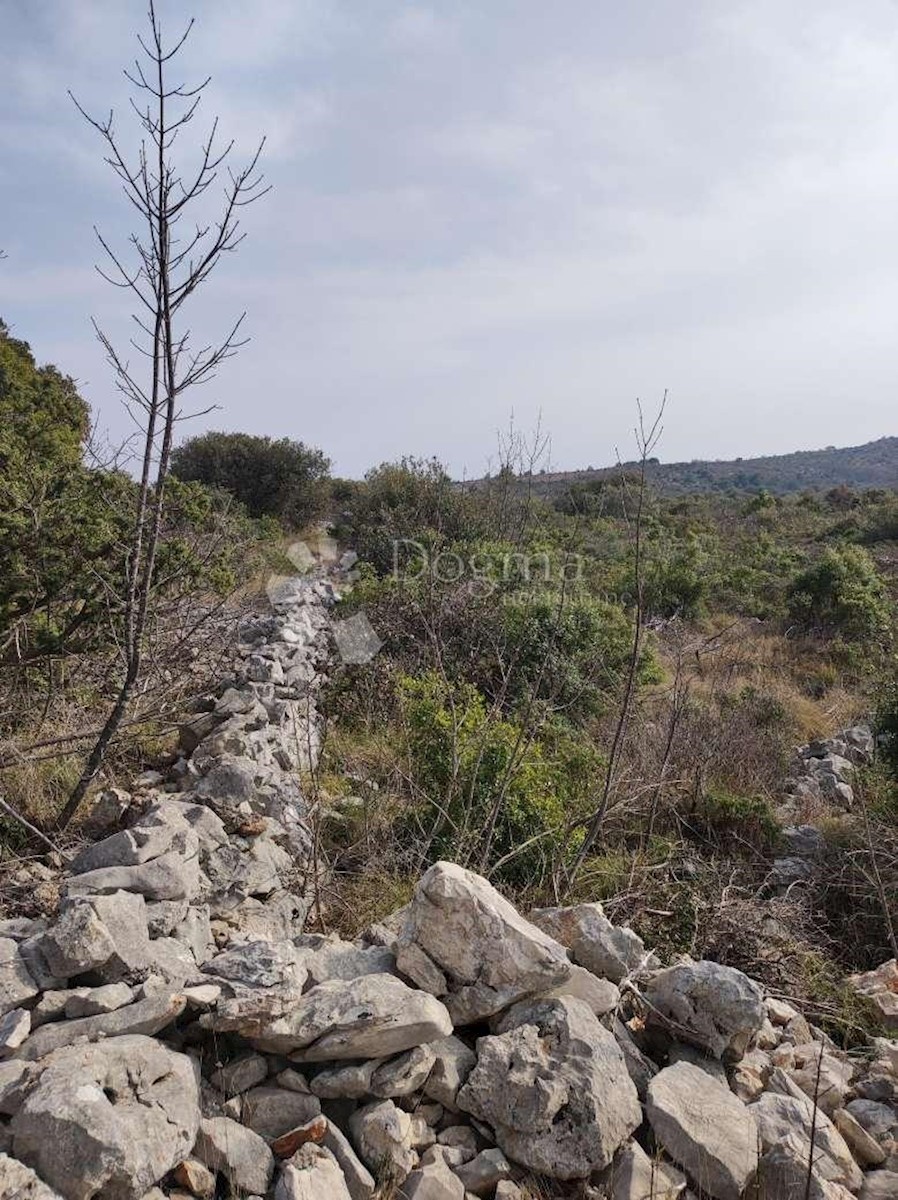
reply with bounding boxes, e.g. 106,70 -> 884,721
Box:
59,2 -> 268,827
565,395 -> 666,887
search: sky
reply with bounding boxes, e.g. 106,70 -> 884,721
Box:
3,0 -> 898,478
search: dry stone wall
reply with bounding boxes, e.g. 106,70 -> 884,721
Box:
0,578 -> 896,1200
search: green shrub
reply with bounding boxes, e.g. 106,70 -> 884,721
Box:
171,430 -> 331,528
397,671 -> 575,881
787,544 -> 892,643
688,788 -> 779,851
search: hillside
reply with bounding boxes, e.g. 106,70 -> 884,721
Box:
524,435 -> 898,497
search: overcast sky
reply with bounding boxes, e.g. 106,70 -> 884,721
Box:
3,1 -> 898,477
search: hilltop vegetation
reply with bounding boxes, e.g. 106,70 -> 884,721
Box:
518,434 -> 898,498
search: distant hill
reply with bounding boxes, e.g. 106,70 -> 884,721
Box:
519,436 -> 898,498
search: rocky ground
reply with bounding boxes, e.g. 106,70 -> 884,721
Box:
0,569 -> 896,1200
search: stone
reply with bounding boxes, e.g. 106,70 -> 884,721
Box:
0,1005 -> 31,1051
397,862 -> 570,1024
241,1085 -> 321,1140
423,1035 -> 477,1109
271,1115 -> 328,1158
194,1116 -> 275,1195
65,849 -> 200,902
249,973 -> 452,1058
729,1047 -> 770,1103
0,1151 -> 64,1198
0,1058 -> 31,1114
300,937 -> 397,984
851,960 -> 898,1031
766,996 -> 801,1025
454,1148 -> 512,1195
401,1157 -> 465,1198
860,1172 -> 898,1199
63,982 -> 133,1018
666,1041 -> 728,1085
606,1140 -> 687,1200
846,1098 -> 898,1140
644,960 -> 764,1060
18,989 -> 186,1060
759,1143 -> 856,1200
37,903 -> 116,977
349,1099 -> 417,1180
172,1157 -> 216,1199
0,938 -> 39,1016
791,1049 -> 854,1115
275,1143 -> 353,1200
529,903 -> 656,983
371,1045 -> 437,1097
321,1120 -> 376,1200
11,1035 -> 199,1200
210,1052 -> 269,1097
310,1059 -> 379,1099
538,962 -> 620,1016
40,892 -> 151,983
613,1018 -> 660,1100
834,1106 -> 887,1166
458,996 -> 641,1179
750,1090 -> 862,1191
646,1063 -> 757,1200
494,1186 -> 523,1200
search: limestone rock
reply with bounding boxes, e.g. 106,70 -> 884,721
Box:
646,1062 -> 758,1200
248,973 -> 452,1058
321,1120 -> 376,1200
397,862 -> 570,1024
0,1006 -> 31,1051
834,1106 -> 886,1166
750,1090 -> 863,1191
644,960 -> 764,1060
606,1140 -> 687,1200
0,1151 -> 64,1198
457,996 -> 640,1179
401,1156 -> 465,1198
11,1034 -> 200,1200
423,1035 -> 477,1109
371,1045 -> 437,1098
194,1115 -> 275,1195
454,1147 -> 512,1195
860,1171 -> 898,1199
529,902 -> 656,983
851,960 -> 898,1032
241,1085 -> 321,1140
63,982 -> 133,1018
274,1143 -> 352,1200
538,962 -> 620,1016
0,938 -> 39,1016
18,989 -> 186,1060
349,1099 -> 417,1180
65,849 -> 200,902
210,1052 -> 269,1097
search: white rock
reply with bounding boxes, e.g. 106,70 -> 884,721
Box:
349,1099 -> 417,1180
11,1034 -> 200,1200
644,960 -> 764,1060
396,862 -> 570,1024
249,973 -> 452,1059
646,1062 -> 758,1200
275,1143 -> 352,1200
0,1151 -> 64,1198
529,903 -> 657,983
194,1115 -> 274,1195
750,1090 -> 862,1191
401,1156 -> 465,1198
606,1140 -> 687,1200
458,996 -> 640,1179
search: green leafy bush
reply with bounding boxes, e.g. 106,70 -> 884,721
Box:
787,544 -> 892,643
171,431 -> 331,529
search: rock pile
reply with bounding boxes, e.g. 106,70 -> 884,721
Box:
0,587 -> 896,1199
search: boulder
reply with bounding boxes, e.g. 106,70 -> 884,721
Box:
850,960 -> 898,1031
247,973 -> 452,1058
63,982 -> 134,1018
209,1052 -> 269,1097
454,1147 -> 512,1194
0,938 -> 39,1016
17,989 -> 186,1060
529,903 -> 656,983
606,1140 -> 687,1200
0,1151 -> 64,1198
861,1172 -> 898,1200
643,960 -> 764,1060
274,1143 -> 352,1200
241,1085 -> 321,1140
194,1115 -> 275,1195
423,1035 -> 477,1109
321,1120 -> 376,1200
371,1045 -> 437,1097
646,1062 -> 758,1200
834,1107 -> 886,1166
538,962 -> 620,1016
349,1099 -> 418,1179
457,996 -> 641,1179
396,862 -> 570,1024
401,1156 -> 465,1198
750,1090 -> 863,1191
11,1035 -> 199,1200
